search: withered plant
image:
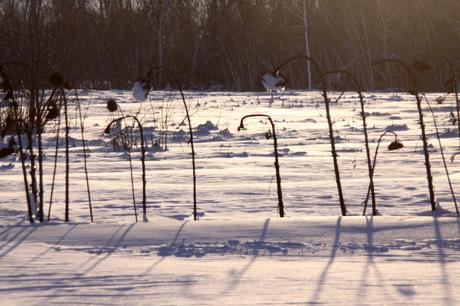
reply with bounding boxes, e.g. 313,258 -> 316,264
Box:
75,89 -> 93,222
265,55 -> 347,216
372,59 -> 436,212
106,99 -> 139,222
49,76 -> 93,222
0,68 -> 34,223
133,66 -> 199,220
238,114 -> 285,217
0,63 -> 94,223
323,70 -> 377,215
105,115 -> 146,221
422,95 -> 459,216
414,56 -> 459,149
362,131 -> 404,215
0,62 -> 64,222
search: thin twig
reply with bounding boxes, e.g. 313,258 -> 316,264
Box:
423,95 -> 458,216
75,89 -> 94,222
47,98 -> 63,222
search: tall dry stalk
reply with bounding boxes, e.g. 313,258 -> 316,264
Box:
105,115 -> 146,221
267,55 -> 347,216
362,131 -> 404,215
324,70 -> 376,215
134,66 -> 199,220
423,95 -> 459,216
373,59 -> 436,212
75,90 -> 94,222
238,114 -> 285,217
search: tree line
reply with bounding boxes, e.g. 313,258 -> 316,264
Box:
0,0 -> 458,91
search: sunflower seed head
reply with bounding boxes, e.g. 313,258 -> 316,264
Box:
0,147 -> 15,158
265,130 -> 272,139
46,105 -> 60,120
388,140 -> 404,151
107,99 -> 118,112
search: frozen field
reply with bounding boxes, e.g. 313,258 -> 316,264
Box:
1,90 -> 460,305
1,90 -> 460,222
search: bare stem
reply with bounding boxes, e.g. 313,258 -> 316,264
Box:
274,55 -> 346,215
106,115 -> 146,219
238,114 -> 285,217
147,66 -> 198,220
324,70 -> 376,215
423,95 -> 458,216
63,89 -> 70,222
372,59 -> 436,211
362,131 -> 399,215
47,100 -> 62,222
75,90 -> 94,222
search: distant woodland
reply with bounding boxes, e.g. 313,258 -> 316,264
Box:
0,0 -> 459,91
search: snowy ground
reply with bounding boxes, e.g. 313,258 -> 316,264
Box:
1,217 -> 460,305
1,90 -> 460,304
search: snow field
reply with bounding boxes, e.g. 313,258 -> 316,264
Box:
1,90 -> 460,305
